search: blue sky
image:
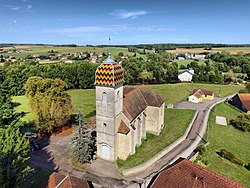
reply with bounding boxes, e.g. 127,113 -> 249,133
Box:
0,0 -> 250,45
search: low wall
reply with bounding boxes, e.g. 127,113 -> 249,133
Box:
122,110 -> 198,176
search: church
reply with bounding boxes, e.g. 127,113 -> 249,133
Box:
95,55 -> 165,161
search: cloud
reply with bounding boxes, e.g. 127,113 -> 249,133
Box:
109,9 -> 147,19
43,25 -> 175,34
21,0 -> 30,2
13,19 -> 17,24
0,3 -> 33,12
10,6 -> 21,11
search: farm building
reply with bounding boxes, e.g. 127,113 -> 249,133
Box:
95,55 -> 165,161
188,88 -> 214,103
229,93 -> 250,113
178,68 -> 194,82
150,158 -> 243,188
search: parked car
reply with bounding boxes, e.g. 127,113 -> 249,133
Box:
25,132 -> 37,139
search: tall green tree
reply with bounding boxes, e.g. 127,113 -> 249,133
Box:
0,125 -> 32,188
24,76 -> 74,132
72,110 -> 94,163
0,69 -> 16,127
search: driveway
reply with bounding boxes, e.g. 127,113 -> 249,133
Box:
175,97 -> 221,111
29,134 -> 73,172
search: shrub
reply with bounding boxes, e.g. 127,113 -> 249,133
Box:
195,145 -> 206,155
230,114 -> 250,132
218,149 -> 244,166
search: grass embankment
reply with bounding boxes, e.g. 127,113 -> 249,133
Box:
12,83 -> 243,122
117,108 -> 195,170
196,103 -> 250,187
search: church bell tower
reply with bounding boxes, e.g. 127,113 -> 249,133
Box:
95,54 -> 124,161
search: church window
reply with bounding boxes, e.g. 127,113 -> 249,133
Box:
103,123 -> 107,127
117,91 -> 120,100
102,92 -> 107,109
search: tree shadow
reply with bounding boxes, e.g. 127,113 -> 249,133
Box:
29,135 -> 56,172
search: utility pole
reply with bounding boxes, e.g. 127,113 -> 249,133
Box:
109,37 -> 111,46
218,86 -> 221,97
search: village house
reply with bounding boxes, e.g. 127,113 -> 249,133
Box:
95,55 -> 165,161
188,88 -> 214,103
150,158 -> 243,188
178,68 -> 194,82
229,93 -> 250,113
46,171 -> 91,188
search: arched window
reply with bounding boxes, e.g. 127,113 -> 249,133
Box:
117,91 -> 120,100
102,92 -> 107,109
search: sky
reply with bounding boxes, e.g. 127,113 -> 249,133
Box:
0,0 -> 250,45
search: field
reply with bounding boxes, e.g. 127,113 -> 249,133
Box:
1,45 -> 150,59
117,108 -> 195,169
196,103 -> 250,187
166,47 -> 250,54
176,59 -> 206,68
12,83 -> 243,122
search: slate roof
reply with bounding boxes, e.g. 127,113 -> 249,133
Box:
178,69 -> 194,76
238,93 -> 250,111
118,120 -> 130,135
192,88 -> 214,97
123,85 -> 165,122
46,172 -> 90,188
151,158 -> 243,188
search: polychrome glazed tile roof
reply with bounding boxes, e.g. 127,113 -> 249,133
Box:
95,56 -> 123,87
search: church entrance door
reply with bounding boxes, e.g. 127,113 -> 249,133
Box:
101,144 -> 110,160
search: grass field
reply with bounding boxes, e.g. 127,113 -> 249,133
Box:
1,45 -> 150,59
196,103 -> 250,187
176,59 -> 206,68
117,108 -> 195,169
166,47 -> 250,54
12,83 -> 243,122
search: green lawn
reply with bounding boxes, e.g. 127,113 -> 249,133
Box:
12,96 -> 33,122
196,103 -> 250,187
12,83 -> 243,122
147,83 -> 243,104
176,59 -> 206,68
117,108 -> 195,170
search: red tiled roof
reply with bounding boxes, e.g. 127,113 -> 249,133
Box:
118,120 -> 130,135
192,88 -> 214,96
123,87 -> 148,122
238,93 -> 250,111
151,158 -> 243,188
123,86 -> 165,122
46,172 -> 89,188
138,85 -> 165,108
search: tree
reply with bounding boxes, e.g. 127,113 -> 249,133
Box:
230,113 -> 250,132
71,110 -> 94,163
0,69 -> 16,127
24,76 -> 74,132
0,125 -> 32,188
